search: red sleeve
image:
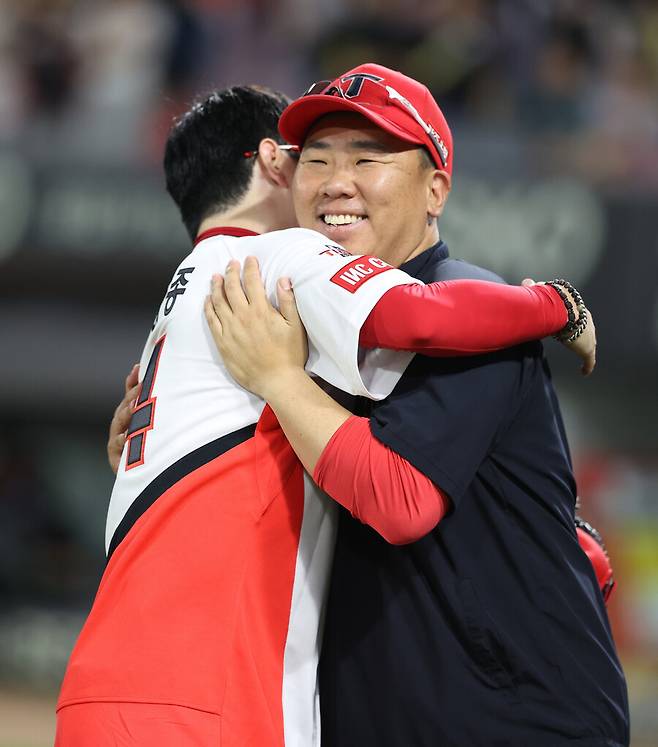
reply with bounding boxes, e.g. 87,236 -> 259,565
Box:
313,416 -> 450,545
360,281 -> 567,356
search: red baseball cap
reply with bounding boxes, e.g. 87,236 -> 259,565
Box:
279,63 -> 453,174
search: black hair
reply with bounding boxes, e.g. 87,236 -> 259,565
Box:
164,85 -> 291,240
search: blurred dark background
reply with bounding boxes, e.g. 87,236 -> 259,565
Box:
0,0 -> 657,744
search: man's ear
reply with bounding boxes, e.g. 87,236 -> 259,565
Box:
428,170 -> 451,219
256,138 -> 291,187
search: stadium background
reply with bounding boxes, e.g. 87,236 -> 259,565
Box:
0,0 -> 657,744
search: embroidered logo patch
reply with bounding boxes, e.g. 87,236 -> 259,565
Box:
330,256 -> 392,293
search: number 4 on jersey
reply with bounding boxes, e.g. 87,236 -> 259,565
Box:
125,336 -> 165,470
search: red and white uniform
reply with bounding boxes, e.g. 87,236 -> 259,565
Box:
56,227 -> 419,747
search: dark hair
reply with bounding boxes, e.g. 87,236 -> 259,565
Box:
164,85 -> 291,240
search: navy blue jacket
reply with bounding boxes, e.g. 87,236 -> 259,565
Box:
320,241 -> 629,747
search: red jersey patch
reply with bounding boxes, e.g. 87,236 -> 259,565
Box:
330,256 -> 392,293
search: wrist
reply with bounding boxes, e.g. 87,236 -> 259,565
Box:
257,366 -> 308,404
546,278 -> 588,342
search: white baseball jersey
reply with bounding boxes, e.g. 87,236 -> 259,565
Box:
58,226 -> 419,747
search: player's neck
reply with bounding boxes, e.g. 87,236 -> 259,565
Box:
197,212 -> 268,236
197,183 -> 296,237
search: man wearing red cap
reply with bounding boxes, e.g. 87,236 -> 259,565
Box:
209,64 -> 629,746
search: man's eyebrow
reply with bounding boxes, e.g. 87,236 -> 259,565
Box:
348,139 -> 393,153
303,140 -> 330,150
302,139 -> 394,153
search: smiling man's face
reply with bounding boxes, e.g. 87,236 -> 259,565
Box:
292,112 -> 448,267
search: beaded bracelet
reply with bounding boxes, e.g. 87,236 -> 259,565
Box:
546,279 -> 588,342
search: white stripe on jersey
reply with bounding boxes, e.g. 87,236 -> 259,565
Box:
281,474 -> 338,747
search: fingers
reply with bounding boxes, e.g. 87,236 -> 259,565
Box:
583,322 -> 596,376
581,314 -> 596,376
125,363 -> 139,393
276,277 -> 301,325
580,349 -> 594,376
108,379 -> 140,474
204,294 -> 223,339
111,385 -> 139,439
114,432 -> 126,451
113,379 -> 139,421
242,256 -> 268,308
209,273 -> 233,321
120,385 -> 139,426
521,278 -> 536,287
223,259 -> 249,313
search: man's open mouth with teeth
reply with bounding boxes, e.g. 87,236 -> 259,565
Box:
322,214 -> 367,226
